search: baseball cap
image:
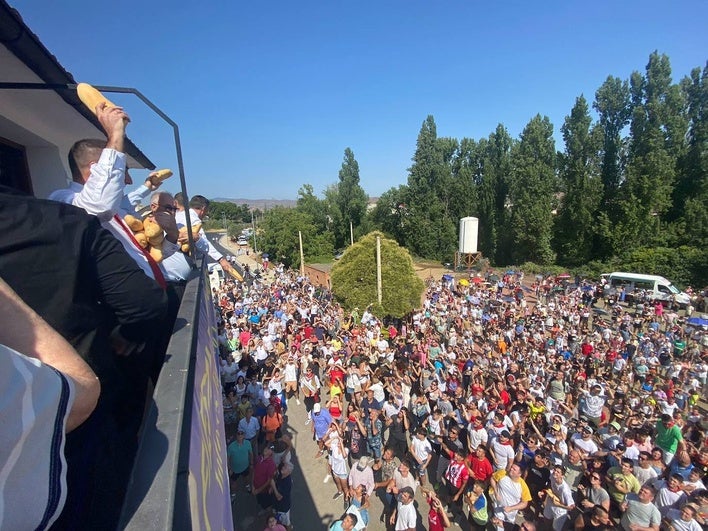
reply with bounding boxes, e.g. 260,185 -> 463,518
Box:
357,456 -> 372,469
610,421 -> 621,431
313,403 -> 321,413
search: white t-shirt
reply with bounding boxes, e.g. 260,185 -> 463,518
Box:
491,439 -> 515,471
411,437 -> 433,463
394,500 -> 417,530
283,362 -> 298,382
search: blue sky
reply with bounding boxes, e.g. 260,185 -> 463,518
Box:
10,0 -> 708,200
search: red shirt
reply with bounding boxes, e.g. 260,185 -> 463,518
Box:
303,324 -> 314,339
253,455 -> 276,489
329,367 -> 345,385
444,454 -> 470,488
466,455 -> 493,483
428,501 -> 445,531
239,330 -> 251,348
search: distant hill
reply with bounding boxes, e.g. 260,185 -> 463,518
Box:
211,198 -> 297,210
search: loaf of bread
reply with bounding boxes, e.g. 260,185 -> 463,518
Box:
76,83 -> 116,114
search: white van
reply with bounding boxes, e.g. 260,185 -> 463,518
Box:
605,272 -> 690,306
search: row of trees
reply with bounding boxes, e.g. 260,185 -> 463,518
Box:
220,52 -> 707,286
372,52 -> 706,272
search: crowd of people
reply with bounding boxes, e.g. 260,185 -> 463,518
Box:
218,262 -> 708,531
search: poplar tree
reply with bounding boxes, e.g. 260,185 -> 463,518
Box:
508,115 -> 557,264
553,96 -> 603,265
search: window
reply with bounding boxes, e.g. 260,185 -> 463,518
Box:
0,138 -> 33,195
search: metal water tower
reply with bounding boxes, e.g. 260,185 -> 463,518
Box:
455,217 -> 483,270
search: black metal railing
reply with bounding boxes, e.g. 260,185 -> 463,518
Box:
119,261 -> 232,530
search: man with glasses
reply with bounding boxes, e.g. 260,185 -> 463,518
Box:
635,451 -> 659,485
149,192 -> 193,286
436,423 -> 463,485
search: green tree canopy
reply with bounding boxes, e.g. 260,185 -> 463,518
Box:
553,96 -> 603,265
329,148 -> 369,248
259,206 -> 334,268
508,114 -> 557,264
330,231 -> 424,318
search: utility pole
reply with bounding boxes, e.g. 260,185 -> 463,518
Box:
350,220 -> 354,246
376,235 -> 382,305
299,230 -> 305,276
251,210 -> 258,254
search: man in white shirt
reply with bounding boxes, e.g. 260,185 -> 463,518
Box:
49,104 -> 168,283
467,416 -> 489,451
543,465 -> 575,530
390,486 -> 417,531
174,194 -> 242,280
490,430 -> 516,471
571,426 -> 599,456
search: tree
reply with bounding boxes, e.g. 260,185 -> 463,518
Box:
330,148 -> 369,249
553,96 -> 603,265
674,64 -> 708,248
259,206 -> 333,268
448,137 -> 480,231
296,184 -> 331,234
368,185 -> 409,242
403,116 -> 459,261
593,76 -> 631,257
330,231 -> 424,318
478,125 -> 514,263
508,115 -> 557,264
208,201 -> 251,225
620,52 -> 687,247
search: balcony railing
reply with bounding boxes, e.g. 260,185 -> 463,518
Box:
119,260 -> 233,530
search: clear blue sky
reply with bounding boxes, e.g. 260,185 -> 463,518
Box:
10,0 -> 708,200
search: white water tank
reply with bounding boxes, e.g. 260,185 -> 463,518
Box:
458,217 -> 478,254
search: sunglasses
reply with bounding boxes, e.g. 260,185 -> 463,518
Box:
151,203 -> 177,212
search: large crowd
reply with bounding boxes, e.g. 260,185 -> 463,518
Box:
218,264 -> 708,531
